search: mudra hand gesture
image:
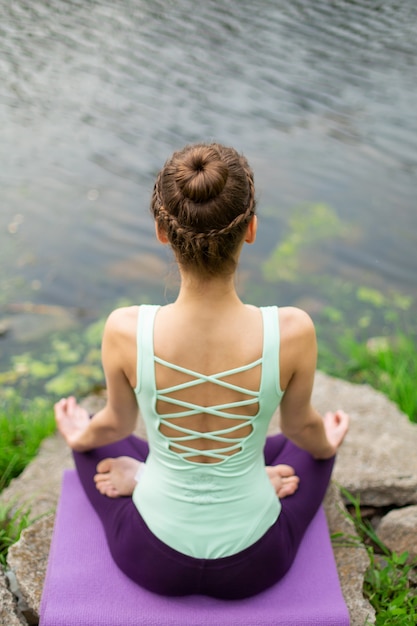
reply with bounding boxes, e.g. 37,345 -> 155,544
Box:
54,396 -> 90,450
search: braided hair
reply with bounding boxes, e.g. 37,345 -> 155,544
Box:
151,143 -> 256,276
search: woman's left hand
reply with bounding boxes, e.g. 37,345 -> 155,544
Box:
323,409 -> 349,454
54,396 -> 90,450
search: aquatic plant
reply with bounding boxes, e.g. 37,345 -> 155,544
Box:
0,318 -> 106,401
262,203 -> 346,282
337,489 -> 417,625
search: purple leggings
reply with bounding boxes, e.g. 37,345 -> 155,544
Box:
73,434 -> 334,599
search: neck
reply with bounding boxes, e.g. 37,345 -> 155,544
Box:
175,270 -> 242,309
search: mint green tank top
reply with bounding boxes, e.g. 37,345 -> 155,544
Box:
132,305 -> 284,559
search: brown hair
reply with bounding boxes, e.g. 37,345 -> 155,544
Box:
150,143 -> 256,276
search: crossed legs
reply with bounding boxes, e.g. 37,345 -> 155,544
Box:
72,433 -> 334,597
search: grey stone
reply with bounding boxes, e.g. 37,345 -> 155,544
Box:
376,505 -> 417,562
8,514 -> 55,623
0,566 -> 26,626
0,318 -> 11,338
1,306 -> 77,344
324,483 -> 375,626
312,371 -> 417,507
5,569 -> 38,625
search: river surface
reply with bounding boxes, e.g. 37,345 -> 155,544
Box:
1,0 -> 417,379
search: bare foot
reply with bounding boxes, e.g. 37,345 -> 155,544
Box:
94,456 -> 143,498
265,464 -> 300,498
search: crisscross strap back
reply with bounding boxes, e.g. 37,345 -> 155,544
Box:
135,304 -> 282,466
154,355 -> 262,461
133,304 -> 284,557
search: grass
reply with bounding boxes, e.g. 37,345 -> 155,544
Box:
338,489 -> 417,625
0,393 -> 56,492
318,330 -> 417,424
320,328 -> 417,624
0,502 -> 32,567
0,393 -> 54,565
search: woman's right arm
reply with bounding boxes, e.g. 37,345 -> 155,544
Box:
55,307 -> 139,452
279,309 -> 349,459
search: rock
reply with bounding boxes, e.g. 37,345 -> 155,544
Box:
5,568 -> 39,626
8,515 -> 55,623
324,483 -> 375,626
312,371 -> 417,507
0,434 -> 74,519
376,505 -> 417,562
82,392 -> 107,417
6,373 -> 416,625
0,567 -> 26,626
0,319 -> 11,338
1,309 -> 77,344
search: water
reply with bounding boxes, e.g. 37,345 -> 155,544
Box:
1,0 -> 417,379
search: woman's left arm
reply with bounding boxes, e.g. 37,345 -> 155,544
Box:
54,309 -> 139,452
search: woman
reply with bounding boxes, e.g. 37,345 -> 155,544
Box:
55,142 -> 349,599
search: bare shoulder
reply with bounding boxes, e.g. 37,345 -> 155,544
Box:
104,306 -> 139,340
278,306 -> 316,340
278,307 -> 317,390
102,306 -> 139,387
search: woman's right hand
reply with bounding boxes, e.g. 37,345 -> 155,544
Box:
323,410 -> 349,454
54,396 -> 91,451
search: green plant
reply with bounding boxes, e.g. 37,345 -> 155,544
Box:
0,502 -> 31,566
365,551 -> 417,624
0,394 -> 56,490
340,488 -> 417,625
262,203 -> 345,282
342,332 -> 417,422
318,330 -> 417,424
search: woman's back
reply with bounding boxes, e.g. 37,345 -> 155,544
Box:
133,304 -> 283,558
152,302 -> 266,463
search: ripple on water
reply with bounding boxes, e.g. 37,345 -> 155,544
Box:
0,0 -> 416,326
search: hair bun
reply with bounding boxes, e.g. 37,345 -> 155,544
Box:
151,142 -> 256,277
176,145 -> 229,203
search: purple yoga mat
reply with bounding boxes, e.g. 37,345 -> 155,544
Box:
40,470 -> 349,626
